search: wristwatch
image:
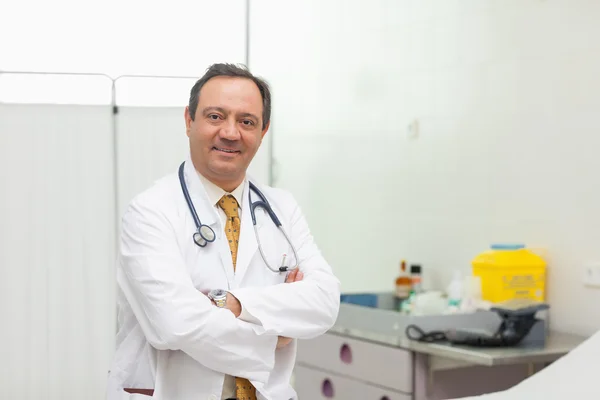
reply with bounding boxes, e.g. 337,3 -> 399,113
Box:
208,289 -> 227,308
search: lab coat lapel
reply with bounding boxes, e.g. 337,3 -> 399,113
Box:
183,160 -> 233,279
234,180 -> 264,286
184,159 -> 218,228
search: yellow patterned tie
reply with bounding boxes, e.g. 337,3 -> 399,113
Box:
218,194 -> 257,400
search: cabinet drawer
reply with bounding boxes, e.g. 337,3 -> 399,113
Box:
294,365 -> 411,400
296,333 -> 413,393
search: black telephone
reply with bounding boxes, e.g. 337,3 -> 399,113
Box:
406,303 -> 549,347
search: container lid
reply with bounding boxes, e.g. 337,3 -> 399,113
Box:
410,264 -> 422,274
490,243 -> 525,250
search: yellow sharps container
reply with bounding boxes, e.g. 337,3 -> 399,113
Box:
472,244 -> 546,303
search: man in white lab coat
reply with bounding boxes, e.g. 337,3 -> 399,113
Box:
106,63 -> 341,400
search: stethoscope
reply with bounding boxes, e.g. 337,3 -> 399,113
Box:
178,161 -> 299,273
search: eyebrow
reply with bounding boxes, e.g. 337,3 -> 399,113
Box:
202,106 -> 227,115
238,112 -> 260,122
202,107 -> 260,122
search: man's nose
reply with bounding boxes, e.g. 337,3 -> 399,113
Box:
219,118 -> 240,140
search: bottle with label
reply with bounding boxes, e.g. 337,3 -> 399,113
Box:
410,264 -> 423,294
395,259 -> 412,298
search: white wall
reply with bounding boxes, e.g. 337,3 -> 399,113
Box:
0,0 -> 247,77
250,0 -> 600,336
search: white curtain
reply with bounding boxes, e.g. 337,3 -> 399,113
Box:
0,104 -> 116,399
0,86 -> 272,400
115,106 -> 190,219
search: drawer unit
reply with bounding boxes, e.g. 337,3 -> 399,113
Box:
294,365 -> 411,400
296,332 -> 413,393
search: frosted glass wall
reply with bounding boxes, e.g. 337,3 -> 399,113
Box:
250,0 -> 411,293
250,0 -> 600,336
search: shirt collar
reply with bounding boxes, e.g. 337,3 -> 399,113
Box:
196,171 -> 245,209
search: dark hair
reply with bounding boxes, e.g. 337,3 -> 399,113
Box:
188,63 -> 271,130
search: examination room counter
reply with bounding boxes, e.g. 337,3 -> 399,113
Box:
294,293 -> 587,400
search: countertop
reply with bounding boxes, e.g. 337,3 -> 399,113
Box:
329,294 -> 589,367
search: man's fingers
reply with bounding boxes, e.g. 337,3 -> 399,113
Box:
284,269 -> 304,283
285,269 -> 298,283
277,336 -> 293,349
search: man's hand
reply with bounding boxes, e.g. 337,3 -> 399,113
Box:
204,290 -> 242,317
225,292 -> 242,318
276,336 -> 293,349
205,268 -> 304,348
285,268 -> 304,283
219,269 -> 302,318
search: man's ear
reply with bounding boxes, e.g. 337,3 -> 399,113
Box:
184,106 -> 192,137
261,121 -> 271,139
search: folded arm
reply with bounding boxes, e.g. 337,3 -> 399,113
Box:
117,198 -> 277,383
229,192 -> 341,339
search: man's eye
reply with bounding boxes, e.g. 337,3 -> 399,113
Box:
208,114 -> 221,120
242,120 -> 254,126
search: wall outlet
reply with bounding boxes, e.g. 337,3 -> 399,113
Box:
583,263 -> 600,288
407,119 -> 419,139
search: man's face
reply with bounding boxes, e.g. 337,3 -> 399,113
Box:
184,76 -> 269,191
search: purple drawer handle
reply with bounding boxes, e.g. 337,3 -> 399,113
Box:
321,378 -> 334,397
340,343 -> 352,364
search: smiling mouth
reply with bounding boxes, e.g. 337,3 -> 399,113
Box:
213,146 -> 240,154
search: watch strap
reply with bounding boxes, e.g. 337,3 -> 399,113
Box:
209,289 -> 227,308
213,296 -> 227,308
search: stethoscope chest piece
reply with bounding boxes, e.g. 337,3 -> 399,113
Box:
193,224 -> 216,247
179,162 -> 218,248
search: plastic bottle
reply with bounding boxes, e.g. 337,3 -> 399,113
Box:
399,264 -> 423,315
446,270 -> 463,313
410,264 -> 423,294
395,260 -> 412,298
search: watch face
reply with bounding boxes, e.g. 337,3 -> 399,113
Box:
209,289 -> 227,308
209,289 -> 226,299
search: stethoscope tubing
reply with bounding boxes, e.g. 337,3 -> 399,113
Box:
178,161 -> 298,273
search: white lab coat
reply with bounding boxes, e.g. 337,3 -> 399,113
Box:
106,160 -> 341,400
